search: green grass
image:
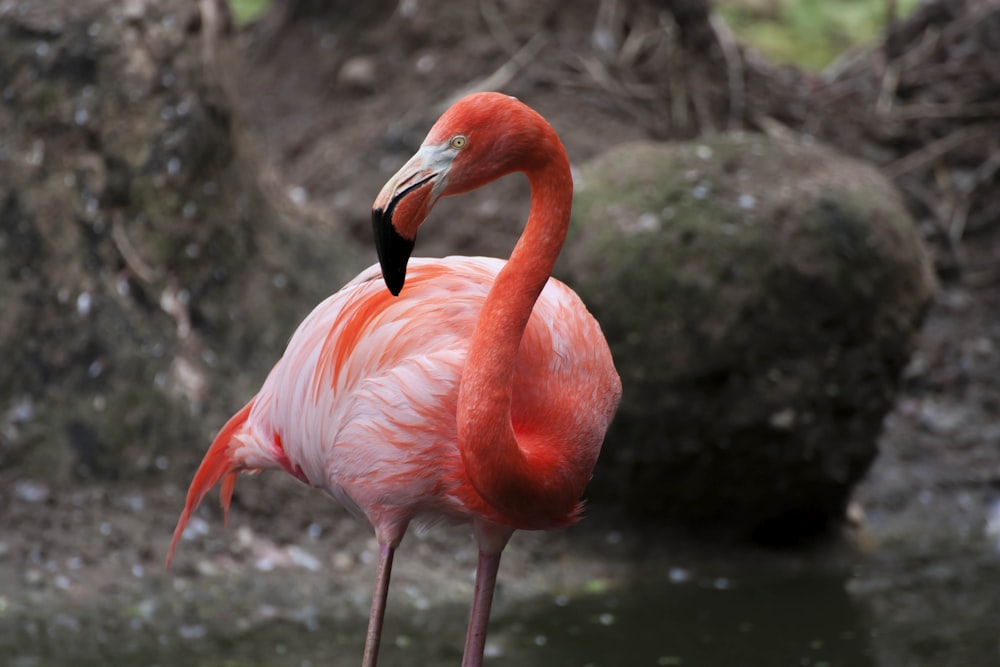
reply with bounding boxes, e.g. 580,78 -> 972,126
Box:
717,0 -> 922,71
229,0 -> 271,26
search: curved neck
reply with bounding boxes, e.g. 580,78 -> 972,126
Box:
456,146 -> 579,528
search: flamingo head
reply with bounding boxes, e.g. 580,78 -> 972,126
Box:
371,91 -> 555,295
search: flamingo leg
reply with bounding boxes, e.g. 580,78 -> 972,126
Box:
461,523 -> 513,667
461,548 -> 503,667
362,543 -> 395,667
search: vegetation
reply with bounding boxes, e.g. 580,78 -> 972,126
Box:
225,0 -> 919,71
229,0 -> 270,25
717,0 -> 921,70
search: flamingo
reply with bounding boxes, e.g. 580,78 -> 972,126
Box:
166,91 -> 621,667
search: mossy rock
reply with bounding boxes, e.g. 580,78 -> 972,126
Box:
0,0 -> 364,482
557,135 -> 936,542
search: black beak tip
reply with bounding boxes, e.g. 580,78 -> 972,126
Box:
372,206 -> 415,297
386,272 -> 404,297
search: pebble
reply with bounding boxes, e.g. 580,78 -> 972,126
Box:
985,498 -> 1000,552
330,551 -> 353,571
14,481 -> 50,503
75,291 -> 91,316
939,288 -> 971,311
915,399 -> 964,435
121,493 -> 145,512
414,53 -> 436,74
236,525 -> 254,550
288,185 -> 307,205
287,545 -> 321,572
183,516 -> 210,539
712,577 -> 733,590
195,559 -> 220,577
769,408 -> 797,430
338,56 -> 376,90
668,567 -> 692,583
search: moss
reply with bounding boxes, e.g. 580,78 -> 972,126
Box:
229,0 -> 272,25
0,0 -> 367,484
30,83 -> 62,118
560,134 -> 935,539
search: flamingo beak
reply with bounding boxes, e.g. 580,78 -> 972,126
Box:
372,146 -> 448,296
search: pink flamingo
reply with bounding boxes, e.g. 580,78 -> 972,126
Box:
167,92 -> 621,667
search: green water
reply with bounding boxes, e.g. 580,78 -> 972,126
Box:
494,570 -> 871,667
5,551 -> 998,667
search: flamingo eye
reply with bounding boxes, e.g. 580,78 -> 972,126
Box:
449,135 -> 467,150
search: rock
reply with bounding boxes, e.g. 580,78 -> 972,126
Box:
337,55 -> 377,91
0,0 -> 364,482
557,134 -> 936,542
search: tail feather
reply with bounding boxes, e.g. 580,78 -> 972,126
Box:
165,398 -> 255,569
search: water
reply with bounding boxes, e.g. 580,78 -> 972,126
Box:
494,569 -> 872,667
2,548 -> 997,666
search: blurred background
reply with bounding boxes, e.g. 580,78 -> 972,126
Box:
1,0 -> 998,665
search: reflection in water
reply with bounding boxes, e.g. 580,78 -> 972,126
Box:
491,567 -> 874,667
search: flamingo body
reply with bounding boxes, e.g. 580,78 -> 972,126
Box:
169,92 -> 621,667
225,257 -> 617,535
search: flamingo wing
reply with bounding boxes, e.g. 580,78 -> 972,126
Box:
180,256 -> 617,538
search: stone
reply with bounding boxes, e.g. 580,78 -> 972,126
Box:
557,134 -> 936,542
0,0 -> 364,482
